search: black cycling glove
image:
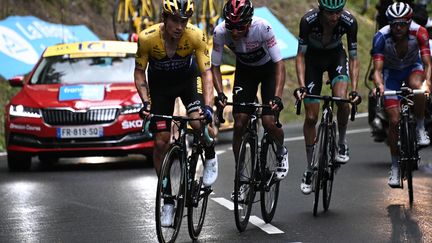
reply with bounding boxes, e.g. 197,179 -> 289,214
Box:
271,96 -> 284,111
202,105 -> 213,124
293,86 -> 307,99
349,91 -> 362,105
139,101 -> 151,119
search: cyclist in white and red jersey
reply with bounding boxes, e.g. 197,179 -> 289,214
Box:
212,0 -> 289,188
372,2 -> 432,187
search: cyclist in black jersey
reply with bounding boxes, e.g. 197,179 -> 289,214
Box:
294,0 -> 361,195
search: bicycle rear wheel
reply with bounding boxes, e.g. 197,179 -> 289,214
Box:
312,124 -> 326,216
259,134 -> 280,223
187,137 -> 210,240
323,122 -> 336,211
155,145 -> 185,243
234,133 -> 256,232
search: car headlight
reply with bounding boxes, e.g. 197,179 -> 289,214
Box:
9,105 -> 41,118
121,103 -> 143,115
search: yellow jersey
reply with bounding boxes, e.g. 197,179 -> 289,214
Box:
135,23 -> 210,74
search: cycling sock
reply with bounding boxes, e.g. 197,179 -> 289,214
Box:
416,118 -> 425,132
276,145 -> 287,157
338,123 -> 347,145
391,155 -> 399,168
306,144 -> 314,171
205,144 -> 215,160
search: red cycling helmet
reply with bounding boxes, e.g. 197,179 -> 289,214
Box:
223,0 -> 254,26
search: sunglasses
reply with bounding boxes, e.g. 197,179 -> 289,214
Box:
390,21 -> 409,27
225,22 -> 249,32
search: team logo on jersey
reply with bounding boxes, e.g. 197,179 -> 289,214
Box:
336,65 -> 343,74
307,82 -> 315,94
233,86 -> 243,95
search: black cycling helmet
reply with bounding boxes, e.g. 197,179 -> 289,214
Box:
318,0 -> 346,12
223,0 -> 254,25
162,0 -> 194,19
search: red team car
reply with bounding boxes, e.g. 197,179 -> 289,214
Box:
4,41 -> 153,171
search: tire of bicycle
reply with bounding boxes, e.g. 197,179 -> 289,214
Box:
112,0 -> 133,40
234,132 -> 256,232
323,122 -> 337,211
406,117 -> 416,206
187,132 -> 209,240
259,133 -> 280,223
313,124 -> 326,216
155,144 -> 186,243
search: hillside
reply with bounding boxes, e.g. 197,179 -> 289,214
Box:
0,0 -> 378,150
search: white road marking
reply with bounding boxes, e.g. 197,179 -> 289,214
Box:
249,216 -> 284,234
211,197 -> 284,235
211,197 -> 235,211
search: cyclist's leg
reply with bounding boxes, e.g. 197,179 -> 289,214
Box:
408,65 -> 429,145
180,73 -> 218,187
301,51 -> 324,193
232,61 -> 260,162
383,68 -> 404,187
328,48 -> 350,163
149,94 -> 176,176
259,61 -> 288,179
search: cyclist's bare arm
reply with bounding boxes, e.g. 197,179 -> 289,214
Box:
194,31 -> 213,106
134,68 -> 150,102
349,56 -> 359,92
295,50 -> 307,99
373,59 -> 385,95
274,60 -> 286,98
421,54 -> 432,91
211,65 -> 223,94
201,69 -> 214,107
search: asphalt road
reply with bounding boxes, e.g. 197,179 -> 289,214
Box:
1,116 -> 431,242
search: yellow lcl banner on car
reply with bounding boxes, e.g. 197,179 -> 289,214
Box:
43,41 -> 137,58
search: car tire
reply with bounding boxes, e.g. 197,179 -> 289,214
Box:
7,151 -> 32,172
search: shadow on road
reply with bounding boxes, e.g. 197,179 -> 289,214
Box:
387,204 -> 422,242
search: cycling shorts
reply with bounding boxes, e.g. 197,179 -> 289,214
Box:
232,60 -> 275,115
304,47 -> 350,103
383,63 -> 424,109
148,67 -> 203,133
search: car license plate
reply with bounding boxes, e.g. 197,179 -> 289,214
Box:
57,126 -> 103,138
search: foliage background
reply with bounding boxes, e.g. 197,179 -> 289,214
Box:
0,0 -> 419,151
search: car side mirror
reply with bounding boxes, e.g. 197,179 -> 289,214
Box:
220,64 -> 235,75
8,75 -> 24,87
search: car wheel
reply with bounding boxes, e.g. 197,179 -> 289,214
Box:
7,151 -> 32,172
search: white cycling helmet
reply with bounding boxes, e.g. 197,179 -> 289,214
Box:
385,2 -> 413,24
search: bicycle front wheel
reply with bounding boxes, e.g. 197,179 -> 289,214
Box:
323,122 -> 336,211
312,124 -> 327,216
399,115 -> 416,206
155,145 -> 185,243
187,135 -> 210,240
259,134 -> 280,223
112,0 -> 133,40
234,133 -> 256,232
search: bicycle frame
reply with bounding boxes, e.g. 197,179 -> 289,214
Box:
295,94 -> 356,216
382,86 -> 425,205
145,114 -> 213,242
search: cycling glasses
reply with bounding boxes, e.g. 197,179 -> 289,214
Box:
389,20 -> 410,27
225,22 -> 249,32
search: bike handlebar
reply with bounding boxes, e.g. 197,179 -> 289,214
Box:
216,102 -> 282,128
294,94 -> 358,121
142,114 -> 214,146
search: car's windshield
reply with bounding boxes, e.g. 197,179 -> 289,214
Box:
30,55 -> 135,84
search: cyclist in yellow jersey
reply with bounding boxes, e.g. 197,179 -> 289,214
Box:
134,0 -> 217,227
